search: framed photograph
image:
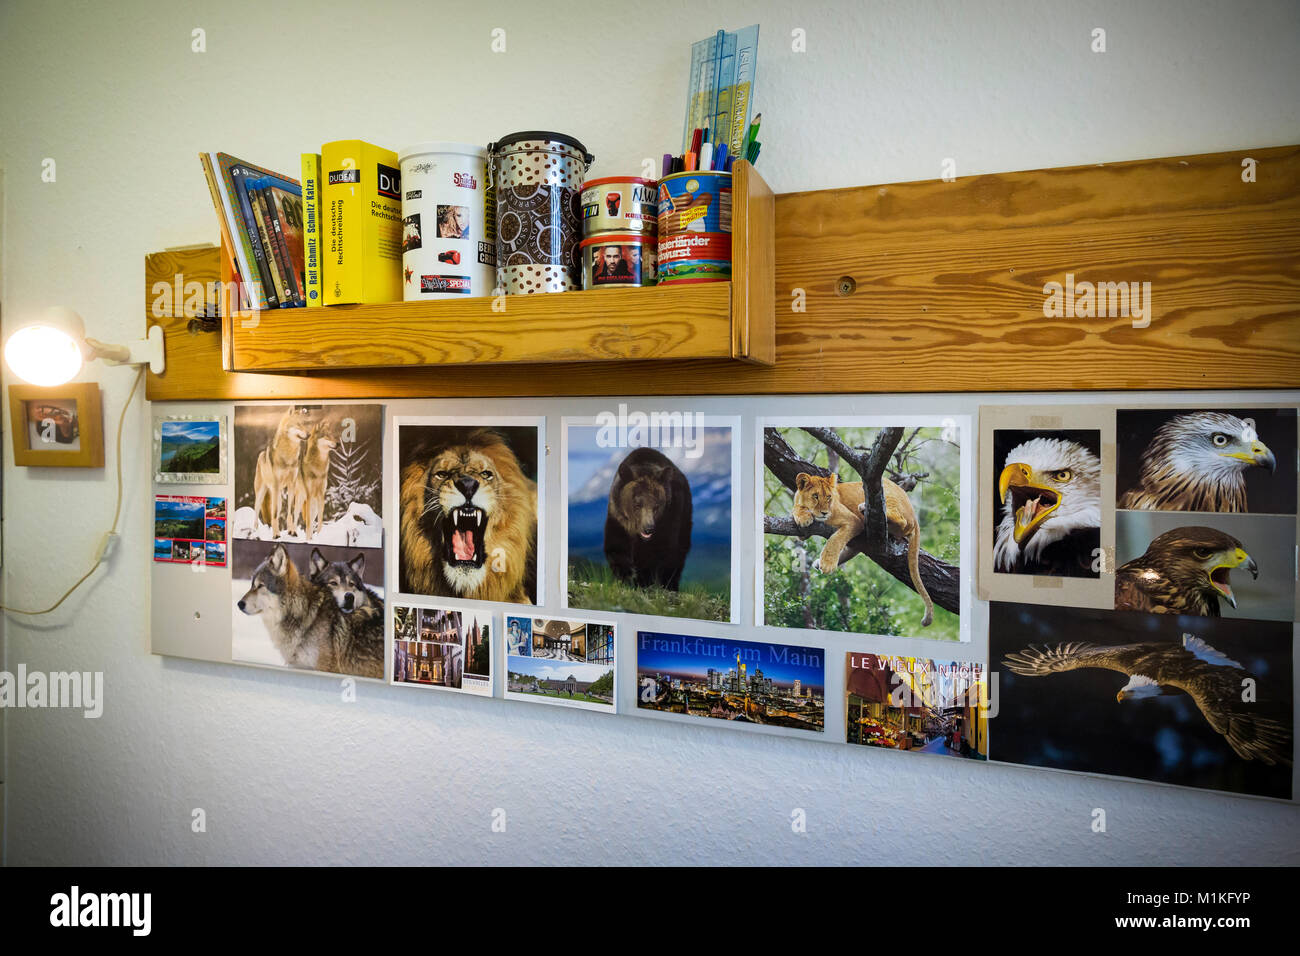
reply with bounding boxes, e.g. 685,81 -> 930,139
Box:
154,413 -> 227,484
8,383 -> 104,467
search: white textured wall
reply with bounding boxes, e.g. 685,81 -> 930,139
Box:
2,0 -> 1299,865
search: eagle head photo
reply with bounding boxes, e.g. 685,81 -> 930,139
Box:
994,436 -> 1102,576
1120,411 -> 1277,512
1116,526 -> 1257,617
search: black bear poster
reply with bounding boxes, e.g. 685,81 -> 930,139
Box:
563,412 -> 739,623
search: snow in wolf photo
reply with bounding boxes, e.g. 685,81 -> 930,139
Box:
232,404 -> 383,549
564,414 -> 739,623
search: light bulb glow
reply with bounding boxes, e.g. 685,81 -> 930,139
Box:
4,325 -> 84,386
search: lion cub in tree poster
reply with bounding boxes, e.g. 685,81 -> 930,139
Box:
761,420 -> 967,641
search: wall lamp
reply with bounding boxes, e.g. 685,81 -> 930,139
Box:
4,307 -> 165,386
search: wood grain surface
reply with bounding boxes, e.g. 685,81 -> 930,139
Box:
146,144 -> 1300,401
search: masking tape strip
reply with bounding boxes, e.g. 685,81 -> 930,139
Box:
1028,415 -> 1064,429
1103,442 -> 1117,474
1031,576 -> 1064,589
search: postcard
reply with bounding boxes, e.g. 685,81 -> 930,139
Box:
990,601 -> 1292,799
845,653 -> 987,758
504,615 -> 616,712
391,603 -> 492,696
636,631 -> 824,734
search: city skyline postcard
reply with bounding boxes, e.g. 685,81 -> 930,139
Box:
636,631 -> 825,734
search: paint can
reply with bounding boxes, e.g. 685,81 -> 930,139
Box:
489,130 -> 594,294
580,233 -> 657,289
398,142 -> 493,300
656,170 -> 732,236
656,232 -> 731,285
581,176 -> 658,236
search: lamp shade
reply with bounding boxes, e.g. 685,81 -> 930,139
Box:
3,307 -> 87,386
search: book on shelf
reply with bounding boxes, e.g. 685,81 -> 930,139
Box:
199,152 -> 304,310
321,139 -> 402,305
300,153 -> 322,306
250,175 -> 306,306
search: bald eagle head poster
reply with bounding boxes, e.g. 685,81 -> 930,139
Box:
991,429 -> 1102,578
990,602 -> 1292,799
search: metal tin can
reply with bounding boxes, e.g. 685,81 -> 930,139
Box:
580,233 -> 657,289
656,232 -> 731,285
489,130 -> 593,294
581,176 -> 658,236
657,170 -> 732,236
398,142 -> 493,300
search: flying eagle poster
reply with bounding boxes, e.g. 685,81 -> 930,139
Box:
990,602 -> 1293,800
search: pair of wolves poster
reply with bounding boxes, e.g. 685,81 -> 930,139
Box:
231,405 -> 385,678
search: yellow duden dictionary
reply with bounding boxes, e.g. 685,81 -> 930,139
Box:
321,139 -> 402,304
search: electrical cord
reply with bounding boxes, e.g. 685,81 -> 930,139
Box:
1,365 -> 145,615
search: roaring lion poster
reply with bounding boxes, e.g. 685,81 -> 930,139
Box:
393,417 -> 544,606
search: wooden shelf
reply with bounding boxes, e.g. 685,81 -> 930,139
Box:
221,161 -> 774,373
145,144 -> 1300,401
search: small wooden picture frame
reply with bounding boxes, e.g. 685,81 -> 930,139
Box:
8,383 -> 105,467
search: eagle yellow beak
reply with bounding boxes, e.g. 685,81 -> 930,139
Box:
999,463 -> 1062,545
1222,439 -> 1276,472
1207,547 -> 1257,609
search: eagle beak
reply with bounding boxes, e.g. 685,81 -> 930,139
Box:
1223,440 -> 1275,471
999,463 -> 1061,545
1256,443 -> 1277,472
998,463 -> 1027,504
1207,548 -> 1253,608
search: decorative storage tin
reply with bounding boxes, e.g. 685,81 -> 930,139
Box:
489,130 -> 593,294
657,232 -> 731,285
580,233 -> 657,289
657,170 -> 732,235
581,176 -> 657,236
398,142 -> 493,299
656,170 -> 732,285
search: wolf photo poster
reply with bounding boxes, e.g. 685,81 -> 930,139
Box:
760,418 -> 969,641
563,410 -> 739,623
230,403 -> 386,678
